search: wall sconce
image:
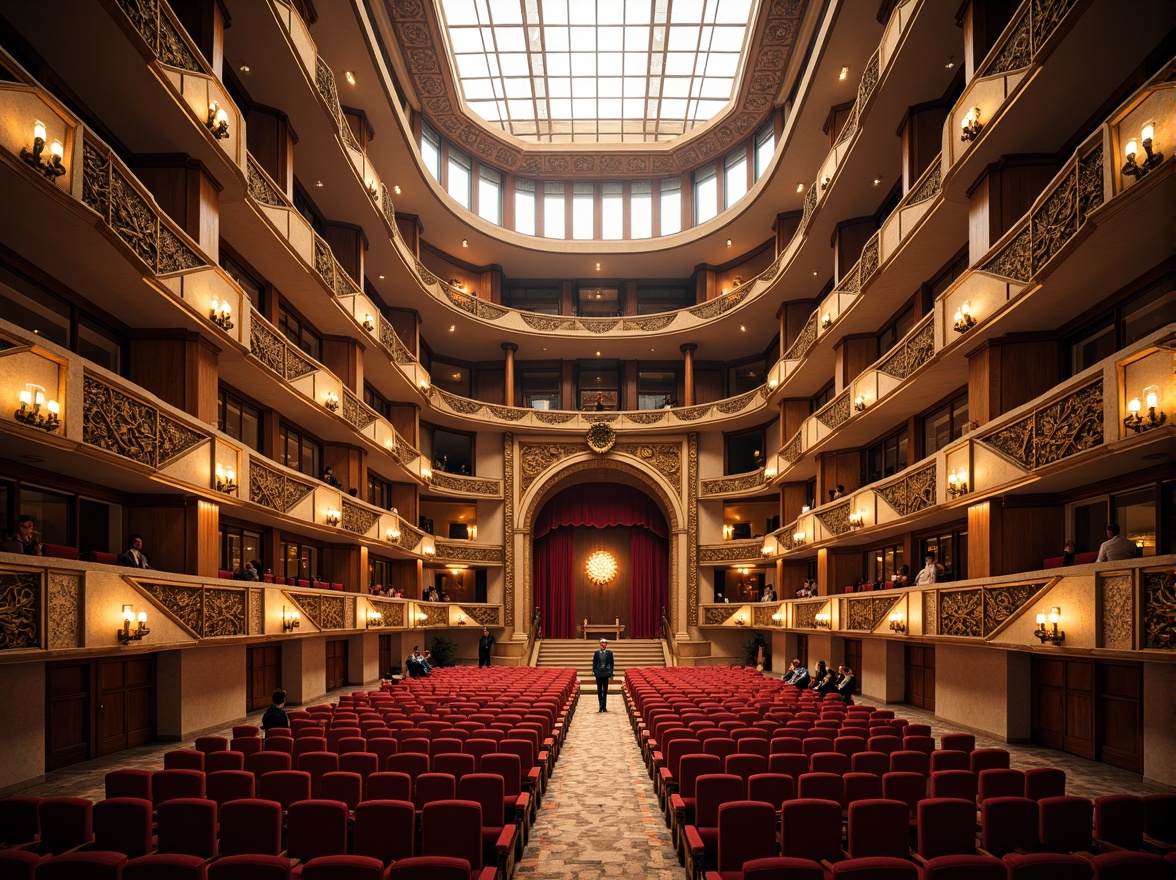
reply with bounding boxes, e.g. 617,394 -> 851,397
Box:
585,550 -> 619,585
385,525 -> 401,542
764,463 -> 777,480
723,525 -> 734,540
449,278 -> 463,290
214,463 -> 237,493
325,507 -> 341,527
15,384 -> 61,432
771,610 -> 784,626
888,611 -> 906,633
793,530 -> 806,547
416,611 -> 428,624
21,120 -> 66,179
118,605 -> 151,644
821,313 -> 832,329
953,301 -> 975,333
421,466 -> 433,482
947,467 -> 969,498
366,609 -> 384,628
768,377 -> 779,390
467,524 -> 477,541
282,606 -> 301,632
362,313 -> 376,331
206,101 -> 230,139
1034,607 -> 1065,646
814,610 -> 830,629
418,378 -> 431,392
821,176 -> 830,191
422,539 -> 436,558
1124,385 -> 1166,433
848,511 -> 863,530
323,391 -> 340,412
854,394 -> 868,412
1122,123 -> 1163,180
209,297 -> 234,331
960,107 -> 982,142
761,536 -> 777,557
366,179 -> 379,197
455,612 -> 467,626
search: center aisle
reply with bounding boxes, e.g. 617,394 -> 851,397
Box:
517,688 -> 679,878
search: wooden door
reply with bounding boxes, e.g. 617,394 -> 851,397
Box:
904,645 -> 935,710
1098,661 -> 1142,773
46,662 -> 90,770
1031,656 -> 1094,759
246,646 -> 282,712
378,635 -> 394,680
96,656 -> 155,757
326,639 -> 349,691
843,639 -> 862,694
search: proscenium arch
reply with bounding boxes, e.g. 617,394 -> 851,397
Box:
518,452 -> 688,639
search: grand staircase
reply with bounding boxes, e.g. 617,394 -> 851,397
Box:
534,638 -> 666,681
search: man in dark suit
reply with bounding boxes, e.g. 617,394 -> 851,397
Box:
117,534 -> 152,569
478,627 -> 495,668
592,638 -> 614,712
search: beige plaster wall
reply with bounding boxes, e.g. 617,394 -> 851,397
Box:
860,637 -> 905,704
0,663 -> 45,792
935,643 -> 1031,741
155,644 -> 247,739
1142,662 -> 1175,786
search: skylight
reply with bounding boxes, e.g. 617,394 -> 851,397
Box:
438,0 -> 757,144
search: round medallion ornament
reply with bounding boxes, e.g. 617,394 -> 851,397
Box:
586,422 -> 616,454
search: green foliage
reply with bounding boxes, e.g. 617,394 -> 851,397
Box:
428,636 -> 458,668
742,630 -> 770,668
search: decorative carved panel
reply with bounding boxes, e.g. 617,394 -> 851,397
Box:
784,314 -> 818,360
981,225 -> 1032,281
782,432 -> 803,464
83,374 -> 207,468
0,571 -> 41,649
342,391 -> 377,431
699,544 -> 763,564
815,392 -> 851,430
842,595 -> 898,631
923,590 -> 937,636
1031,0 -> 1079,53
701,471 -> 764,496
504,434 -> 515,626
48,572 -> 82,650
858,51 -> 879,104
875,464 -> 937,517
876,317 -> 935,380
753,606 -> 777,627
703,606 -> 737,626
859,234 -> 880,281
688,289 -> 750,320
456,605 -> 500,626
939,588 -> 983,637
985,8 -> 1031,74
81,142 -> 203,276
138,581 -> 246,638
1143,570 -> 1174,650
623,314 -> 675,331
341,501 -> 380,536
906,159 -> 942,206
983,583 -> 1039,633
792,602 -> 820,630
114,0 -> 202,72
430,472 -> 502,496
519,441 -> 681,494
687,433 -> 698,628
420,604 -> 449,626
1077,144 -> 1104,223
435,543 -> 504,564
980,379 -> 1102,469
1099,574 -> 1133,650
369,600 -> 405,628
1032,168 -> 1077,273
247,157 -> 287,206
248,588 -> 263,635
249,459 -> 316,513
817,502 -> 851,536
288,592 -> 347,630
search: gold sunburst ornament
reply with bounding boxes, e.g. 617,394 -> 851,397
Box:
586,422 -> 616,453
585,550 -> 619,585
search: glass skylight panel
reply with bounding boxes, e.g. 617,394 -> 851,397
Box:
439,0 -> 757,143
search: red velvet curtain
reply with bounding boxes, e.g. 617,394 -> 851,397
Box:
534,526 -> 576,638
533,484 -> 668,639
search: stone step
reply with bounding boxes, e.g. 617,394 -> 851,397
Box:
535,638 -> 666,679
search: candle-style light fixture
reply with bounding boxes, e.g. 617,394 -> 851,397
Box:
118,604 -> 151,644
15,383 -> 61,432
325,507 -> 341,527
362,313 -> 376,331
888,611 -> 906,633
814,610 -> 830,629
821,313 -> 832,329
854,394 -> 868,412
214,463 -> 237,493
953,301 -> 975,333
323,391 -> 340,412
206,101 -> 230,139
366,609 -> 384,628
209,297 -> 234,331
1034,607 -> 1065,646
947,467 -> 969,498
366,178 -> 379,197
585,550 -> 619,586
849,511 -> 864,530
1121,123 -> 1164,180
1123,385 -> 1166,433
960,107 -> 982,142
21,120 -> 66,178
282,606 -> 301,633
793,529 -> 806,547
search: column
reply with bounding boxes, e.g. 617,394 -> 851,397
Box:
680,343 -> 697,406
502,342 -> 518,406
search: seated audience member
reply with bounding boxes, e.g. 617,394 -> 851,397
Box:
261,689 -> 289,735
892,565 -> 910,587
760,584 -> 776,602
420,650 -> 434,674
809,660 -> 828,690
827,489 -> 837,504
1096,523 -> 1137,562
369,584 -> 386,596
235,563 -> 258,581
833,484 -> 845,499
322,466 -> 343,489
405,649 -> 425,678
791,661 -> 811,690
1062,540 -> 1078,566
815,665 -> 839,695
118,534 -> 152,569
782,659 -> 802,684
837,667 -> 857,704
914,552 -> 944,585
2,515 -> 45,556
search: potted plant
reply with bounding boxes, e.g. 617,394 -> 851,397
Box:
428,636 -> 457,667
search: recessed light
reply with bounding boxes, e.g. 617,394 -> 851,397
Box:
839,66 -> 849,81
595,263 -> 601,270
394,185 -> 401,195
596,293 -> 601,299
378,274 -> 385,279
315,180 -> 323,187
461,239 -> 468,247
542,347 -> 548,351
873,176 -> 882,186
726,239 -> 732,247
239,64 -> 251,74
812,270 -> 818,276
448,324 -> 456,332
945,56 -> 955,69
796,183 -> 805,193
595,351 -> 601,356
740,325 -> 746,332
345,71 -> 356,85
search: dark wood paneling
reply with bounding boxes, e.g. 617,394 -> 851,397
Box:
96,656 -> 155,757
904,644 -> 935,710
247,645 -> 282,712
129,333 -> 220,423
834,218 -> 877,280
379,634 -> 394,679
844,639 -> 862,694
837,336 -> 878,391
324,223 -> 366,286
573,527 -> 632,633
46,662 -> 90,770
326,639 -> 349,691
246,107 -> 294,196
1097,662 -> 1142,773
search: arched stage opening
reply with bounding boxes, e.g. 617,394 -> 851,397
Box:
532,482 -> 669,639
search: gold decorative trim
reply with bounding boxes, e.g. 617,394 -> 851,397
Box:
687,432 -> 698,628
793,602 -> 820,629
841,594 -> 899,631
875,463 -> 937,517
1099,574 -> 1133,650
342,390 -> 377,431
341,501 -> 381,536
429,472 -> 502,496
248,458 -> 316,513
0,571 -> 41,649
876,316 -> 935,380
504,433 -> 515,627
83,374 -> 207,468
587,423 -> 616,454
1143,570 -> 1174,650
700,471 -> 764,496
815,392 -> 851,430
435,542 -> 504,564
699,543 -> 764,564
456,605 -> 500,626
47,572 -> 82,650
138,580 -> 246,638
938,581 -> 1046,639
980,379 -> 1102,469
816,502 -> 852,537
286,590 -> 347,629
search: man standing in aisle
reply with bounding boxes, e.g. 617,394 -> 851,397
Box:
478,627 -> 495,668
592,638 -> 614,712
